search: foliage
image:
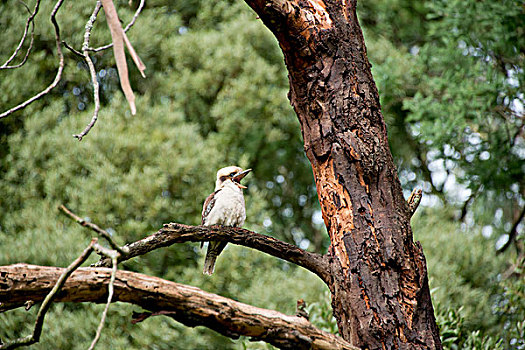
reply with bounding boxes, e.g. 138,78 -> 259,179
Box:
413,209 -> 521,349
361,0 -> 525,242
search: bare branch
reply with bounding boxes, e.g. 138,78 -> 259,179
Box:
100,0 -> 137,115
89,0 -> 146,53
0,0 -> 40,70
58,204 -> 127,255
0,264 -> 357,350
0,237 -> 121,350
88,256 -> 118,350
0,240 -> 97,349
122,31 -> 146,78
458,188 -> 478,221
62,40 -> 84,57
94,223 -> 331,284
497,205 -> 525,253
73,1 -> 103,141
0,0 -> 65,119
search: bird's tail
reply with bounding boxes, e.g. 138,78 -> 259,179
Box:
203,241 -> 227,275
203,254 -> 218,275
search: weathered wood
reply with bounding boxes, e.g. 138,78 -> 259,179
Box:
0,264 -> 356,350
244,0 -> 442,348
94,223 -> 331,283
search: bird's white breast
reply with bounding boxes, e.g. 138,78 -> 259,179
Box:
205,182 -> 246,227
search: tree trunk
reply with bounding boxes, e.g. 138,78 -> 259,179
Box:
245,0 -> 442,348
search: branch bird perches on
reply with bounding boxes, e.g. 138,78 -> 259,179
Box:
1,174 -> 424,349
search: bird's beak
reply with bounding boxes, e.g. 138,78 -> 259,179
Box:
232,169 -> 251,189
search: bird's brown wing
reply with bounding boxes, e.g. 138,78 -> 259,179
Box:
201,189 -> 219,225
201,190 -> 220,248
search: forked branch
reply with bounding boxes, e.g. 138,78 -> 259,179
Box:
0,0 -> 65,119
0,241 -> 120,350
59,205 -> 329,282
0,0 -> 40,70
71,1 -> 103,141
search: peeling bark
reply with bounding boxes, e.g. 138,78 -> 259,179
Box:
244,0 -> 442,348
0,264 -> 356,350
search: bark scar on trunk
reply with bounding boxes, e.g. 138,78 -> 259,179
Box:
312,156 -> 352,274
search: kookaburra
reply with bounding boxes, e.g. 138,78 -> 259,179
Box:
201,166 -> 251,275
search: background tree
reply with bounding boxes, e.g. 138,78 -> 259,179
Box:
1,0 -> 523,349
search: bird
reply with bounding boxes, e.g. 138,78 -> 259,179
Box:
201,166 -> 251,275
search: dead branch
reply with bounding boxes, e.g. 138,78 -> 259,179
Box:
58,204 -> 127,255
62,41 -> 84,57
94,222 -> 331,284
0,0 -> 65,119
497,204 -> 525,253
0,264 -> 357,350
72,1 -> 103,141
122,31 -> 146,78
0,241 -> 120,350
89,0 -> 145,53
0,0 -> 40,70
88,256 -> 118,350
0,240 -> 97,349
100,0 -> 145,115
459,190 -> 476,221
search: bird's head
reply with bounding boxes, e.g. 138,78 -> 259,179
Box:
215,166 -> 251,190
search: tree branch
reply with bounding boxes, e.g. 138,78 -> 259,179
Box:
88,0 -> 145,53
0,241 -> 97,349
100,0 -> 146,115
497,204 -> 525,253
94,223 -> 331,284
458,189 -> 476,221
58,204 -> 127,255
0,264 -> 357,350
88,256 -> 117,350
73,1 -> 103,141
0,0 -> 65,119
0,0 -> 40,70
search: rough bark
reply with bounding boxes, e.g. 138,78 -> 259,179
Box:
243,0 -> 442,348
0,264 -> 356,350
94,223 -> 331,283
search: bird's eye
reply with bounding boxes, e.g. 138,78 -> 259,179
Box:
220,176 -> 227,182
229,172 -> 236,177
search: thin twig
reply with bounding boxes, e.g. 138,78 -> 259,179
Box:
501,250 -> 524,279
73,1 -> 103,141
1,0 -> 40,69
122,31 -> 146,78
0,0 -> 65,119
62,40 -> 84,58
88,255 -> 118,350
497,205 -> 525,254
0,239 -> 98,350
58,204 -> 127,255
458,189 -> 477,221
88,0 -> 145,52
